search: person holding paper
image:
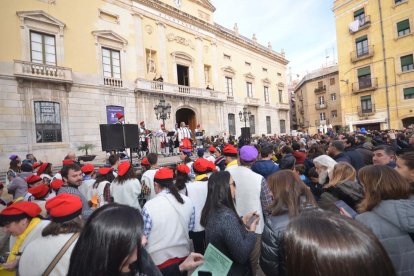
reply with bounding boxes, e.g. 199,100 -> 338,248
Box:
200,171 -> 260,276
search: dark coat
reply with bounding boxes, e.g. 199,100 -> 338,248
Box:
356,148 -> 374,165
332,152 -> 351,163
343,147 -> 365,171
252,160 -> 280,180
279,153 -> 295,170
303,157 -> 315,176
317,180 -> 364,213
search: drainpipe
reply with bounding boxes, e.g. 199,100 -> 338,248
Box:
378,0 -> 391,128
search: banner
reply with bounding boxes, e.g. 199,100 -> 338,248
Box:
106,106 -> 124,124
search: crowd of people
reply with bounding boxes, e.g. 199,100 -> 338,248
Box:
0,126 -> 414,276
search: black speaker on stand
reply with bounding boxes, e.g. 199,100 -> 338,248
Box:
241,127 -> 251,139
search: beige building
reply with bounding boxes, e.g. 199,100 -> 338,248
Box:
0,0 -> 289,168
294,66 -> 342,134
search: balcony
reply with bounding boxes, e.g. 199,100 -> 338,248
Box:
349,15 -> 371,34
358,104 -> 376,116
330,116 -> 342,124
351,46 -> 375,63
276,103 -> 290,110
315,103 -> 327,110
14,60 -> 73,91
314,85 -> 326,94
320,120 -> 327,125
352,78 -> 378,93
104,77 -> 123,88
245,97 -> 260,106
135,78 -> 226,102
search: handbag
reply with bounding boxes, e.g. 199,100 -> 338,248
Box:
141,179 -> 151,196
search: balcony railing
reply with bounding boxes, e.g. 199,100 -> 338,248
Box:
358,104 -> 376,116
245,97 -> 260,106
352,78 -> 378,93
314,85 -> 326,94
349,15 -> 371,34
14,60 -> 73,90
104,77 -> 123,88
135,78 -> 226,101
276,103 -> 290,110
315,103 -> 327,110
351,45 -> 375,62
320,120 -> 327,125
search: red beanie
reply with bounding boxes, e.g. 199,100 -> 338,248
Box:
154,167 -> 174,185
116,112 -> 124,119
161,124 -> 164,127
176,165 -> 190,174
37,162 -> 50,175
0,202 -> 41,223
81,164 -> 95,174
51,179 -> 64,190
62,159 -> 74,166
28,184 -> 50,199
140,121 -> 145,126
98,167 -> 113,175
209,146 -> 216,153
193,159 -> 209,174
223,144 -> 238,157
197,124 -> 200,127
25,175 -> 42,185
32,163 -> 41,169
46,194 -> 82,223
141,158 -> 150,166
118,161 -> 131,176
207,161 -> 216,172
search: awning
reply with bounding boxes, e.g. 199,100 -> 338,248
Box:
349,118 -> 386,125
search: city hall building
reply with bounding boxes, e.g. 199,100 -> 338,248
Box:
0,0 -> 289,167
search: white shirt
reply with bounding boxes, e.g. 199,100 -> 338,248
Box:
178,127 -> 191,141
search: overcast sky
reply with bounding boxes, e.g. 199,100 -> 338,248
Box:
213,0 -> 338,82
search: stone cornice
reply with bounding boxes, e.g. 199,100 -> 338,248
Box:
127,0 -> 289,65
188,0 -> 216,12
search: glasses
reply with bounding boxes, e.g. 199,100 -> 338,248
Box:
230,181 -> 236,188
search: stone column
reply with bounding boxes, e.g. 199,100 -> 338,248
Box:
211,40 -> 219,89
195,36 -> 204,88
133,13 -> 145,78
156,21 -> 168,82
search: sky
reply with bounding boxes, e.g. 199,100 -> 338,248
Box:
212,0 -> 338,82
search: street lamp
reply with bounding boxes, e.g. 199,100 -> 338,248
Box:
239,106 -> 251,127
154,98 -> 171,126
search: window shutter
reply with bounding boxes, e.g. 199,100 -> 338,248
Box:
361,95 -> 371,101
404,87 -> 414,96
397,19 -> 410,32
358,67 -> 371,77
354,9 -> 365,17
355,35 -> 368,43
401,55 -> 414,67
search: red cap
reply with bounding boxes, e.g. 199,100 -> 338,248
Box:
46,194 -> 82,223
116,112 -> 124,119
197,124 -> 200,127
209,146 -> 216,153
32,163 -> 41,169
141,158 -> 150,165
118,161 -> 131,176
51,179 -> 64,190
223,144 -> 238,157
176,165 -> 190,174
28,184 -> 49,199
207,161 -> 216,172
193,159 -> 209,174
0,202 -> 41,223
25,175 -> 42,185
161,124 -> 164,127
62,159 -> 74,166
0,182 -> 4,189
154,167 -> 174,185
37,162 -> 50,175
98,167 -> 113,175
81,164 -> 95,173
140,121 -> 145,126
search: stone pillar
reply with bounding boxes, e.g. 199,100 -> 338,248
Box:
211,40 -> 219,89
156,21 -> 168,82
133,13 -> 145,78
195,36 -> 204,88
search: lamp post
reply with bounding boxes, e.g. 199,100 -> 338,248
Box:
239,106 -> 251,127
154,98 -> 171,126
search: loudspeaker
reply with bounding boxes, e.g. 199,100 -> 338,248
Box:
241,127 -> 250,139
124,124 -> 140,148
100,124 -> 126,151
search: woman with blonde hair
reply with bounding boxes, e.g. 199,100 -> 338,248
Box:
317,162 -> 364,213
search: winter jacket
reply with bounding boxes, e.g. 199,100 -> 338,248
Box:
316,180 -> 364,213
356,148 -> 374,166
252,160 -> 280,180
391,139 -> 414,155
343,147 -> 365,171
279,153 -> 295,170
292,151 -> 306,164
332,152 -> 351,163
356,196 -> 414,276
303,157 -> 315,176
260,212 -> 289,276
387,161 -> 397,168
7,172 -> 33,199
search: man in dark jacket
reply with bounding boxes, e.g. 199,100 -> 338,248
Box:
252,147 -> 280,179
356,142 -> 374,166
328,140 -> 351,163
341,136 -> 365,171
292,142 -> 306,164
279,146 -> 296,170
372,145 -> 396,168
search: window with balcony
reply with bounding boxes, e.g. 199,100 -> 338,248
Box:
319,96 -> 325,105
356,35 -> 369,57
320,112 -> 326,121
332,110 -> 338,118
249,115 -> 256,134
361,95 -> 372,113
331,93 -> 336,101
330,78 -> 335,85
30,32 -> 56,66
264,86 -> 269,102
397,19 -> 410,37
279,90 -> 283,103
280,120 -> 286,133
318,81 -> 323,88
102,48 -> 121,79
246,82 -> 253,97
266,116 -> 271,134
401,54 -> 414,72
225,77 -> 233,96
34,102 -> 62,143
354,8 -> 365,22
404,87 -> 414,99
358,66 -> 372,89
228,114 -> 236,135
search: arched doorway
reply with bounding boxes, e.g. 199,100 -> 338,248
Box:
176,108 -> 196,134
402,117 -> 414,128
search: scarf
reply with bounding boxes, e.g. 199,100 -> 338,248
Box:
226,160 -> 238,168
7,217 -> 41,262
214,156 -> 225,166
195,174 -> 208,182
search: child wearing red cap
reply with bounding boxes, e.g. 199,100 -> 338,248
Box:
206,146 -> 216,162
175,165 -> 191,195
28,183 -> 51,218
110,162 -> 142,210
79,164 -> 96,200
37,162 -> 54,185
88,167 -> 115,208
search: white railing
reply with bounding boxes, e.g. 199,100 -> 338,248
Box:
104,77 -> 123,88
14,60 -> 73,83
245,97 -> 260,105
